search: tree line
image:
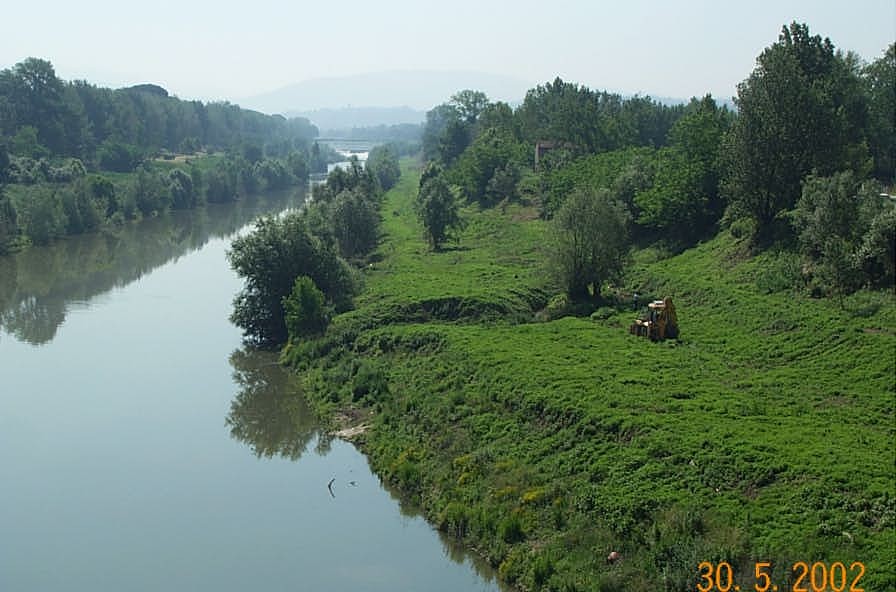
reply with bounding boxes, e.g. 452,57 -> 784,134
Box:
416,23 -> 894,302
0,57 -> 336,252
0,58 -> 318,163
229,145 -> 401,346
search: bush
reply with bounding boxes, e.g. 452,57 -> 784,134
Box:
351,360 -> 389,403
755,251 -> 804,294
168,168 -> 197,209
283,276 -> 329,341
498,515 -> 525,543
16,186 -> 66,245
855,206 -> 896,288
439,502 -> 470,538
98,141 -> 143,172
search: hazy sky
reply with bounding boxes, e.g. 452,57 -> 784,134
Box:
1,0 -> 893,106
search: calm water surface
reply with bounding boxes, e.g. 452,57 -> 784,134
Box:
0,189 -> 504,591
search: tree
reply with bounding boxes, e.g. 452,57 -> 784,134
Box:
283,276 -> 329,341
416,173 -> 463,250
422,103 -> 460,162
0,188 -> 17,253
366,145 -> 401,191
59,178 -> 102,234
864,43 -> 895,182
552,188 -> 629,301
168,168 -> 197,209
634,148 -> 709,244
791,172 -> 878,301
16,186 -> 66,245
98,140 -> 142,172
286,150 -> 309,182
722,23 -> 869,238
131,166 -> 170,215
228,213 -> 356,345
331,189 -> 379,259
450,128 -> 526,205
450,90 -> 489,124
0,140 -> 9,183
855,207 -> 896,288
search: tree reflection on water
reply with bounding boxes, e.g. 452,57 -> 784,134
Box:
226,347 -> 322,461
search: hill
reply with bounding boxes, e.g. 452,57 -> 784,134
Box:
241,70 -> 533,114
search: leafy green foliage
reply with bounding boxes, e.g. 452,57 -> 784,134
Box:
98,141 -> 143,172
289,165 -> 894,591
331,189 -> 379,258
283,276 -> 329,341
58,177 -> 103,234
864,43 -> 895,181
0,189 -> 17,253
552,188 -> 629,300
366,145 -> 401,191
855,207 -> 896,287
12,186 -> 66,245
449,128 -> 527,205
541,147 -> 654,218
130,166 -> 171,216
792,172 -> 892,300
228,213 -> 356,345
722,23 -> 870,236
416,171 -> 464,250
167,168 -> 197,209
0,57 -> 318,168
517,78 -> 683,155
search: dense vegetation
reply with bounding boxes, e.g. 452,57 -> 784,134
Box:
227,21 -> 894,592
0,58 -> 327,251
229,150 -> 401,347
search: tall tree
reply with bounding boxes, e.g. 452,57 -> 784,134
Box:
552,188 -> 629,301
722,22 -> 869,237
416,173 -> 463,250
864,43 -> 895,182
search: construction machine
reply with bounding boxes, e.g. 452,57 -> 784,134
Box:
629,297 -> 678,341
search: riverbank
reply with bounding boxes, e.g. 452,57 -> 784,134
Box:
287,161 -> 895,591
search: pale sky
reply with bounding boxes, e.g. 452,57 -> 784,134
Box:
1,0 -> 893,107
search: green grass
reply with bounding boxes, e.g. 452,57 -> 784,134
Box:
288,160 -> 895,591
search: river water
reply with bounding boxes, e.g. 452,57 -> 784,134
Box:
0,188 -> 504,591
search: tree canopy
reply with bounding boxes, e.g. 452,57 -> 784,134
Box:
722,23 -> 870,236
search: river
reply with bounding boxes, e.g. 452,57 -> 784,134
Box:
0,188 -> 505,591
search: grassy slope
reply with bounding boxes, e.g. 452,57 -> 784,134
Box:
290,161 -> 895,591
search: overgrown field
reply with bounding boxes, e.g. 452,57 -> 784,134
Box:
286,162 -> 895,591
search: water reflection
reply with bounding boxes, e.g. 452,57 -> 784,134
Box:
225,348 -> 320,460
225,346 -> 511,590
0,189 -> 304,345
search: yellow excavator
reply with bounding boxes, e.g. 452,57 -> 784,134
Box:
629,297 -> 678,341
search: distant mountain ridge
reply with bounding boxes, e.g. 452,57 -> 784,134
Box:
241,70 -> 534,115
240,70 -> 735,127
289,106 -> 426,132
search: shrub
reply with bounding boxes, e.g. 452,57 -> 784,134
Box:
350,360 -> 389,402
283,276 -> 329,341
498,515 -> 525,543
755,251 -> 804,294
